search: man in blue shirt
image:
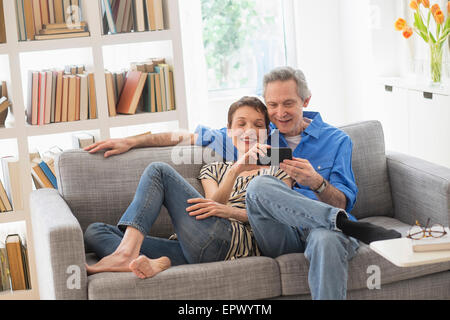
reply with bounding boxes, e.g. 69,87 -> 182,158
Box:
85,67 -> 400,299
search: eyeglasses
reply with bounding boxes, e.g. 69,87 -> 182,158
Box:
407,218 -> 447,240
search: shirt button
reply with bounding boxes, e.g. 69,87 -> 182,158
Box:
318,166 -> 321,170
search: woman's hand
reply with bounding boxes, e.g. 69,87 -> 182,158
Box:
231,143 -> 271,175
186,198 -> 237,220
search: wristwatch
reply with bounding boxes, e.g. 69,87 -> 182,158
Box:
313,178 -> 327,194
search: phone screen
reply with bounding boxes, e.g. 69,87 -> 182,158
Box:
257,147 -> 292,166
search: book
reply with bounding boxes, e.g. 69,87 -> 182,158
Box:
145,0 -> 156,31
1,80 -> 7,98
63,0 -> 71,23
23,0 -> 36,40
0,0 -> 6,43
32,0 -> 42,34
0,194 -> 6,212
54,70 -> 63,122
105,71 -> 117,116
40,0 -> 50,26
50,71 -> 57,123
72,132 -> 94,149
134,0 -> 146,32
87,72 -> 97,119
154,65 -> 167,111
0,247 -> 11,292
38,71 -> 46,125
411,228 -> 450,252
75,75 -> 80,121
31,161 -> 54,189
53,0 -> 64,24
38,160 -> 57,188
154,72 -> 162,112
15,0 -> 27,41
67,75 -> 77,122
1,157 -> 23,211
39,26 -> 86,35
116,71 -> 147,115
153,0 -> 164,30
103,0 -> 116,34
122,0 -> 132,32
61,74 -> 69,122
43,21 -> 86,29
34,31 -> 90,40
44,70 -> 53,124
168,69 -> 175,110
0,179 -> 12,211
5,234 -> 30,291
48,0 -> 55,24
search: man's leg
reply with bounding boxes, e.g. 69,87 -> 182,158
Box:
304,228 -> 358,300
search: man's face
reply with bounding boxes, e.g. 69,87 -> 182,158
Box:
264,79 -> 307,137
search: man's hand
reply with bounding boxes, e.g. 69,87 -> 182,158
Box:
186,198 -> 236,220
280,157 -> 323,190
83,138 -> 133,158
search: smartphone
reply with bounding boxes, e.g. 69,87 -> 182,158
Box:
257,147 -> 292,166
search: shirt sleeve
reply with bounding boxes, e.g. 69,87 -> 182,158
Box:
329,136 -> 358,214
194,125 -> 237,161
198,163 -> 219,182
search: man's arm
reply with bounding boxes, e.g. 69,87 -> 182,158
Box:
84,131 -> 198,158
311,178 -> 347,210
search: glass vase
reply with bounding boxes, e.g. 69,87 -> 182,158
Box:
429,42 -> 443,85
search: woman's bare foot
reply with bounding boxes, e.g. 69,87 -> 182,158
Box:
129,255 -> 171,279
86,251 -> 138,275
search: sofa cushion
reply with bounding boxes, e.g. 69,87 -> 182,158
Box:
276,216 -> 450,296
339,121 -> 394,219
86,256 -> 281,300
55,146 -> 211,237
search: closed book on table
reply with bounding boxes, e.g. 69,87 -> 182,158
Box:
411,228 -> 450,252
6,235 -> 30,291
116,71 -> 147,115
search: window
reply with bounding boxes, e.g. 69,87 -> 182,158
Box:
201,0 -> 290,96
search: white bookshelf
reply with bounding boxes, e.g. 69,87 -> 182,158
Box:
0,0 -> 189,300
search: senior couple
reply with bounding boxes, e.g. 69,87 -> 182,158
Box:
83,67 -> 400,300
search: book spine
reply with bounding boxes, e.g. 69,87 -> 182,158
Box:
38,161 -> 57,188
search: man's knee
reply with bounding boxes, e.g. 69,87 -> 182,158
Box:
305,229 -> 348,257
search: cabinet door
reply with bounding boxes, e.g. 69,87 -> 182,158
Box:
408,91 -> 450,168
372,84 -> 409,154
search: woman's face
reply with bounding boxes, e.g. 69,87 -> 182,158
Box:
228,106 -> 268,155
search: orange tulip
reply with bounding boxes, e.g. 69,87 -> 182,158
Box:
447,1 -> 450,14
420,0 -> 430,8
403,27 -> 413,39
395,18 -> 407,31
431,4 -> 440,15
434,9 -> 445,24
409,0 -> 419,10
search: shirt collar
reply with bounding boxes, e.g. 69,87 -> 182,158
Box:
269,111 -> 323,140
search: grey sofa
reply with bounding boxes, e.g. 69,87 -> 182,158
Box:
29,120 -> 450,300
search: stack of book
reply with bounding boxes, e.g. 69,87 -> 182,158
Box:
3,234 -> 31,291
15,0 -> 89,41
0,80 -> 9,127
102,0 -> 164,34
105,58 -> 175,116
0,157 -> 22,213
29,148 -> 60,190
26,65 -> 97,126
0,0 -> 6,43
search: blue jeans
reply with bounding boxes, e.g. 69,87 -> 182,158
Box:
84,162 -> 233,265
245,175 -> 360,300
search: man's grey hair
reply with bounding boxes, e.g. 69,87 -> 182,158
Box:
263,66 -> 312,102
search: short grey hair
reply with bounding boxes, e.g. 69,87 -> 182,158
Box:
263,66 -> 312,102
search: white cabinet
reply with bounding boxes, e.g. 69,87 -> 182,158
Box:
373,78 -> 450,168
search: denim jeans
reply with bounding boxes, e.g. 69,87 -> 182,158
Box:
245,175 -> 360,300
84,162 -> 233,265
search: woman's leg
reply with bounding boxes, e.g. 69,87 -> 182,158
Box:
86,162 -> 232,275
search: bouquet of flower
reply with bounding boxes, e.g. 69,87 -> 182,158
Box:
395,0 -> 450,83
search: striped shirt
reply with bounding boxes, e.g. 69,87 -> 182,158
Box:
198,162 -> 289,260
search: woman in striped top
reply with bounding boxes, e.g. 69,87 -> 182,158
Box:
84,96 -> 293,279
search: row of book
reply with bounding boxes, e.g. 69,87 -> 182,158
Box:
16,0 -> 89,41
0,234 -> 31,292
0,0 -> 5,43
26,64 -> 98,126
106,58 -> 175,116
102,0 -> 164,34
0,157 -> 22,213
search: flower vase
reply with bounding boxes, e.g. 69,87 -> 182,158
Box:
429,42 -> 443,85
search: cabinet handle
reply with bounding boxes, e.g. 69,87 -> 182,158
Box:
423,92 -> 433,99
384,85 -> 393,92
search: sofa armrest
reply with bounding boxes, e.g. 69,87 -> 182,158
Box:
30,189 -> 87,300
387,151 -> 450,227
